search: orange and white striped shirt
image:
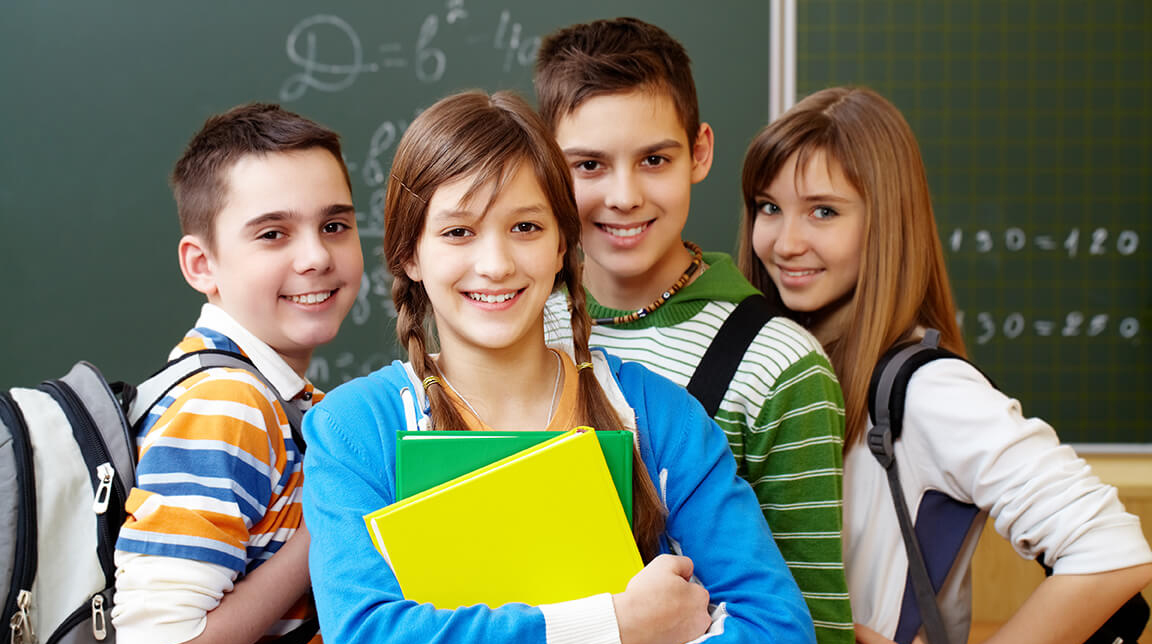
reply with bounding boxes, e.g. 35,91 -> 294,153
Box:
114,304 -> 320,642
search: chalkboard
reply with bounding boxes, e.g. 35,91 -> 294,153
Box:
798,0 -> 1150,445
0,2 -> 771,391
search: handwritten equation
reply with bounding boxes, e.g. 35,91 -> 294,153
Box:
280,5 -> 540,102
958,310 -> 1140,345
947,227 -> 1140,257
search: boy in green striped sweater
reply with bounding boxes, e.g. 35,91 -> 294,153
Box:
535,18 -> 853,642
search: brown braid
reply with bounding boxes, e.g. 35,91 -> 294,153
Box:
391,274 -> 468,431
563,253 -> 666,562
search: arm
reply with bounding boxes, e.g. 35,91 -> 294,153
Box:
905,360 -> 1152,644
747,351 -> 852,644
627,363 -> 817,643
302,381 -> 558,643
984,564 -> 1152,644
113,370 -> 306,644
185,524 -> 312,644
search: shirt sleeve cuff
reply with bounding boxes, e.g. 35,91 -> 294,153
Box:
538,592 -> 621,644
112,550 -> 237,644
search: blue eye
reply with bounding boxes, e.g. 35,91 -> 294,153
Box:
812,206 -> 838,219
756,201 -> 780,215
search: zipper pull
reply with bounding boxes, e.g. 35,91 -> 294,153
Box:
91,593 -> 107,640
9,589 -> 33,644
92,462 -> 115,514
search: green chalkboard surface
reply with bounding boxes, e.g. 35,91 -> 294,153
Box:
799,0 -> 1150,445
0,3 -> 770,390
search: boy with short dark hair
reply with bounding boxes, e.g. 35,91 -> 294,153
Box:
536,17 -> 853,643
112,103 -> 363,643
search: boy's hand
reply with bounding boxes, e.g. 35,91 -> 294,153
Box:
612,554 -> 711,644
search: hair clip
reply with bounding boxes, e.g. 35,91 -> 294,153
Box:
391,173 -> 426,203
421,375 -> 442,390
576,362 -> 594,372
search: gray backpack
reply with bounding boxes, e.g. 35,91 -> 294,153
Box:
1,351 -> 301,644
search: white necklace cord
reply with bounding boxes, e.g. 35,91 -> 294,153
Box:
442,350 -> 562,428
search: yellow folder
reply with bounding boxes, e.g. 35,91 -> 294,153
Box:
364,428 -> 643,609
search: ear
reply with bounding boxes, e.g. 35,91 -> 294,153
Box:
403,254 -> 422,283
554,235 -> 567,275
690,122 -> 715,184
178,235 -> 218,297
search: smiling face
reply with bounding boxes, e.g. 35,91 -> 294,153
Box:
179,148 -> 363,375
403,162 -> 565,360
554,90 -> 712,304
752,149 -> 866,340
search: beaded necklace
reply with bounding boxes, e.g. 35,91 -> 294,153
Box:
592,241 -> 703,326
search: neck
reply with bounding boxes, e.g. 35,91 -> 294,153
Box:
807,293 -> 855,346
583,241 -> 698,311
435,337 -> 560,430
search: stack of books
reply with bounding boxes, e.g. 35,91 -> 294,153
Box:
364,428 -> 642,609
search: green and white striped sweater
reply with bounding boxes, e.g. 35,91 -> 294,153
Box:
545,252 -> 852,643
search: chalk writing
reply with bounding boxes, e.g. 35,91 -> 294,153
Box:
281,4 -> 539,100
958,310 -> 1140,344
948,227 -> 1140,257
280,15 -> 377,102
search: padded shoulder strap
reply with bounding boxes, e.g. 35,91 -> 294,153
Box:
867,330 -> 963,453
128,349 -> 305,448
686,294 -> 780,417
866,329 -> 963,644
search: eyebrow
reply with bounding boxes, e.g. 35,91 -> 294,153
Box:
243,203 -> 355,230
429,203 -> 549,223
562,138 -> 683,158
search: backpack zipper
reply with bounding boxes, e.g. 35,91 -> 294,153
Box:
43,590 -> 109,644
0,393 -> 37,642
39,380 -> 126,582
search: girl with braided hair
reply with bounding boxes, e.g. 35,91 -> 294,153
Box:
300,90 -> 815,644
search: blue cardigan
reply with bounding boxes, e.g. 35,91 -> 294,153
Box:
302,353 -> 815,643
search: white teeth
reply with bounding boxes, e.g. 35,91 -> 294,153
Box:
287,291 -> 332,304
469,292 -> 516,304
782,269 -> 818,277
602,223 -> 647,238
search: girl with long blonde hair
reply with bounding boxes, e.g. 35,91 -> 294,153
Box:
739,86 -> 1152,644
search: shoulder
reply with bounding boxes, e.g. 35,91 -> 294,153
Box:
157,366 -> 284,426
609,353 -> 701,423
734,314 -> 835,388
903,357 -> 1001,419
312,360 -> 412,417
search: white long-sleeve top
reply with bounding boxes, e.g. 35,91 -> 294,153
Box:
843,357 -> 1152,644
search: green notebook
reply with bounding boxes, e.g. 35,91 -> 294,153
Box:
395,429 -> 634,526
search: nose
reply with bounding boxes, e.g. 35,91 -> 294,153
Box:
774,215 -> 807,258
474,235 -> 515,281
604,168 -> 643,213
294,232 -> 334,274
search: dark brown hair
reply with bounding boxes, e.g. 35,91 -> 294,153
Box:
384,90 -> 665,560
738,87 -> 965,447
534,17 -> 699,144
170,102 -> 350,250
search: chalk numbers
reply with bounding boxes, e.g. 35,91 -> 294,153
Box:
949,227 -> 1139,257
959,310 -> 1140,344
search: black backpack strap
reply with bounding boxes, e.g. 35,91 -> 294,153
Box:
128,349 -> 305,449
686,294 -> 779,417
867,329 -> 959,644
